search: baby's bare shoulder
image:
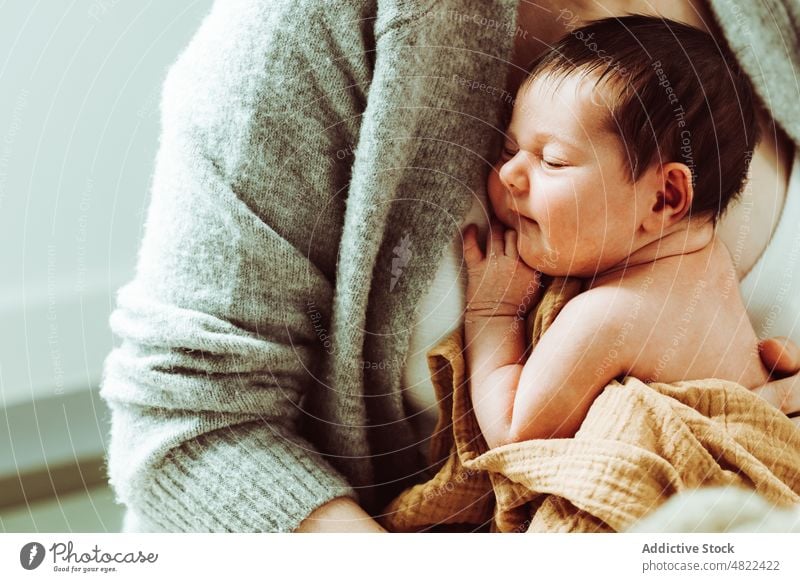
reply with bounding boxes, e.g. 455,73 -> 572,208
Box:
577,272 -> 661,310
559,281 -> 653,333
547,283 -> 656,376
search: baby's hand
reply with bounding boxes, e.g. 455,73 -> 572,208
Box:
462,218 -> 542,318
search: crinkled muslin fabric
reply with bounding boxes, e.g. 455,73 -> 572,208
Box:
379,278 -> 800,532
100,0 -> 800,532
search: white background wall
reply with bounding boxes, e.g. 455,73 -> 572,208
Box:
0,0 -> 213,411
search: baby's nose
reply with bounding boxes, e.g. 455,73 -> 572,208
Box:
498,160 -> 529,197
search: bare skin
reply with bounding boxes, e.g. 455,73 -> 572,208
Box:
501,0 -> 799,431
295,0 -> 799,532
465,72 -> 772,446
294,497 -> 387,533
465,221 -> 769,446
509,0 -> 794,280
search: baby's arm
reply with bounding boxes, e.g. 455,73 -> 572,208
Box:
465,307 -> 530,449
508,293 -> 627,442
463,221 -> 630,447
468,289 -> 628,447
462,220 -> 543,448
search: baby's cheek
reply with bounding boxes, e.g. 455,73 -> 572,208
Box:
486,170 -> 506,216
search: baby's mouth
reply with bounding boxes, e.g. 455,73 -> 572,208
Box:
508,211 -> 537,230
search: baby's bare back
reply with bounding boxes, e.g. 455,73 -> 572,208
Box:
609,238 -> 769,388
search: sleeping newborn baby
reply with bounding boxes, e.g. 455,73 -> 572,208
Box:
463,15 -> 769,448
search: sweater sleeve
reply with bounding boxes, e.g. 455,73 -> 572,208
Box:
100,0 -> 376,532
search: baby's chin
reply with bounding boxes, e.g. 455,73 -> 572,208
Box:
519,249 -> 599,278
518,253 -> 565,277
517,228 -> 606,277
517,240 -> 564,276
530,264 -> 572,277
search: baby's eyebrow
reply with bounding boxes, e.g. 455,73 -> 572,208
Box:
510,130 -> 583,152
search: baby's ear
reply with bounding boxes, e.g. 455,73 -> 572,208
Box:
642,162 -> 693,233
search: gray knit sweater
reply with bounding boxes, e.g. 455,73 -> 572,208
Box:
100,0 -> 800,532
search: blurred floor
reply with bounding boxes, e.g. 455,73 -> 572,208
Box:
1,389 -> 121,532
0,484 -> 124,533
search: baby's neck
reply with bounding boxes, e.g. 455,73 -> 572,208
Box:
594,219 -> 715,282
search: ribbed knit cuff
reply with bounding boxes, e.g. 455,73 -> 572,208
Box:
126,422 -> 357,532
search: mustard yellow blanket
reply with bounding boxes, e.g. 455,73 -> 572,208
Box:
379,278 -> 800,533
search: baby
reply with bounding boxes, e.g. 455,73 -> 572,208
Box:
462,15 -> 769,449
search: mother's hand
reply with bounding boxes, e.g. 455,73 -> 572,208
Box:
752,337 -> 800,426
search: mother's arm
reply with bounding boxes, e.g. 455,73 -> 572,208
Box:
100,0 -> 379,532
754,337 -> 800,426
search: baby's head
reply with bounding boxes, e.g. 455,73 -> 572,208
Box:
488,15 -> 759,277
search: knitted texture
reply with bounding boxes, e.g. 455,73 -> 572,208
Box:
379,279 -> 800,533
100,0 -> 800,532
100,0 -> 518,532
706,0 -> 800,145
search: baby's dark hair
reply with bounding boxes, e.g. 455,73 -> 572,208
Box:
520,15 -> 760,221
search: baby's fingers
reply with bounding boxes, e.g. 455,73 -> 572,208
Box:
462,224 -> 484,265
504,228 -> 518,258
487,217 -> 505,259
